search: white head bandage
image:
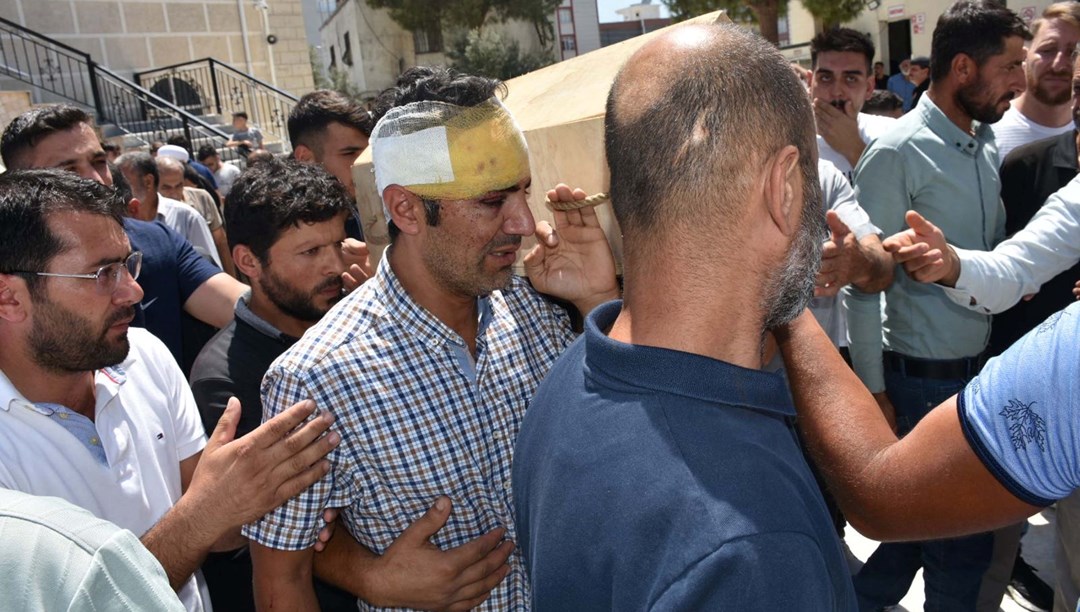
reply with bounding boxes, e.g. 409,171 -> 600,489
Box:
371,97 -> 530,218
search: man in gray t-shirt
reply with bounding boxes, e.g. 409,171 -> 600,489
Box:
227,111 -> 263,156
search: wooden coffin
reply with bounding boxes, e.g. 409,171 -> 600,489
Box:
352,10 -> 732,273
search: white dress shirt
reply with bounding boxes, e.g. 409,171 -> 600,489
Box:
945,173 -> 1080,314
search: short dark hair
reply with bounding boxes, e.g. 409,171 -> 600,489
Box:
166,134 -> 193,156
1,105 -> 92,170
288,90 -> 374,151
232,111 -> 249,120
810,28 -> 875,74
109,162 -> 134,206
225,158 -> 352,262
931,0 -> 1031,82
196,144 -> 218,162
371,66 -> 505,126
115,152 -> 160,192
863,89 -> 904,113
606,23 -> 818,251
0,169 -> 127,297
102,141 -> 121,154
375,66 -> 506,240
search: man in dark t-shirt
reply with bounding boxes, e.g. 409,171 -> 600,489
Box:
188,158 -> 353,612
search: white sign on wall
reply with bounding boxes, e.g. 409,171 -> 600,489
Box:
912,12 -> 926,34
888,4 -> 906,19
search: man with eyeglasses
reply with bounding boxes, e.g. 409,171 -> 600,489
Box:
0,105 -> 247,368
0,169 -> 341,611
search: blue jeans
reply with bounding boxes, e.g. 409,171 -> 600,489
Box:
852,367 -> 994,611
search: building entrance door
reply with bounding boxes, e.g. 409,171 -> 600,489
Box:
888,19 -> 912,73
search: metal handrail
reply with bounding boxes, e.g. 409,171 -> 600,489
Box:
0,16 -> 237,160
136,57 -> 299,101
133,57 -> 297,153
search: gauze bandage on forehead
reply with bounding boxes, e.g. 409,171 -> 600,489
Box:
371,97 -> 530,209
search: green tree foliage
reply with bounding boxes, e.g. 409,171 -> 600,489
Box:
800,0 -> 866,28
663,0 -> 867,44
446,29 -> 554,80
366,0 -> 562,45
309,45 -> 365,99
661,0 -> 781,43
663,0 -> 755,24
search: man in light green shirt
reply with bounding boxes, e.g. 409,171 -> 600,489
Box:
0,488 -> 185,611
843,1 -> 1028,609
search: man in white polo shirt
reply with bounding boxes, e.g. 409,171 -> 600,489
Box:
0,168 -> 340,611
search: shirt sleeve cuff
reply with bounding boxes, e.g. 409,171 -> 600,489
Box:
956,392 -> 1055,508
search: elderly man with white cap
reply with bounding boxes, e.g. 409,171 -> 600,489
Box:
244,66 -> 619,611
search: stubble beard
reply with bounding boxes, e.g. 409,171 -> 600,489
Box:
762,168 -> 825,330
29,300 -> 134,373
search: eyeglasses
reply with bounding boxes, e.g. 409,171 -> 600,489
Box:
18,251 -> 142,294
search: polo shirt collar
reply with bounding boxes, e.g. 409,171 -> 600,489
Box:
915,93 -> 991,157
375,249 -> 494,350
235,292 -> 299,343
0,365 -> 126,413
583,301 -> 794,418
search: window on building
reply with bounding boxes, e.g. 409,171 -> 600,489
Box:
342,32 -> 353,66
329,45 -> 337,69
559,7 -> 573,24
414,23 -> 443,54
561,35 -> 576,52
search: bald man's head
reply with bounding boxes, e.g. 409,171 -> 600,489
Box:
605,23 -> 818,246
154,155 -> 186,201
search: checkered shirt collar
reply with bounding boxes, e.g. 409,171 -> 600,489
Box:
374,250 -> 493,349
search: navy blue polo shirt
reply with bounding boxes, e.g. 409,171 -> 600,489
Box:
513,301 -> 857,610
124,218 -> 220,364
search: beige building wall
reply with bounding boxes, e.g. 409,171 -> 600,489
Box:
1,0 -> 314,95
783,0 -> 1059,68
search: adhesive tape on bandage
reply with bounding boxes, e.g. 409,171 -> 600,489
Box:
371,97 -> 530,222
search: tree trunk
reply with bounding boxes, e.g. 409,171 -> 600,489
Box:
748,0 -> 781,45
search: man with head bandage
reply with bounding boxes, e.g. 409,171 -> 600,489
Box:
246,66 -> 620,611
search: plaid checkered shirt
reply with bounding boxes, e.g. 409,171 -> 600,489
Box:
243,255 -> 575,611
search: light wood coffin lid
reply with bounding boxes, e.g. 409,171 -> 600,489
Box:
352,10 -> 732,273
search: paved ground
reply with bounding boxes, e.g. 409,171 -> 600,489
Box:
845,506 -> 1057,611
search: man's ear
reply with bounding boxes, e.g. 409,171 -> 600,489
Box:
0,274 -> 30,323
232,244 -> 263,281
952,53 -> 976,86
293,144 -> 316,163
383,185 -> 424,237
142,173 -> 156,196
127,197 -> 141,219
763,145 -> 803,237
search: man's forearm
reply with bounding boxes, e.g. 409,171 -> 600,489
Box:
251,543 -> 319,611
842,287 -> 885,393
850,235 -> 894,294
313,530 -> 380,601
842,139 -> 867,169
141,495 -> 224,590
776,312 -> 1039,541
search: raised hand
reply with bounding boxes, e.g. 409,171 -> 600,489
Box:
813,98 -> 866,167
341,237 -> 374,292
882,210 -> 960,286
524,183 -> 619,315
185,397 -> 338,535
816,211 -> 855,297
